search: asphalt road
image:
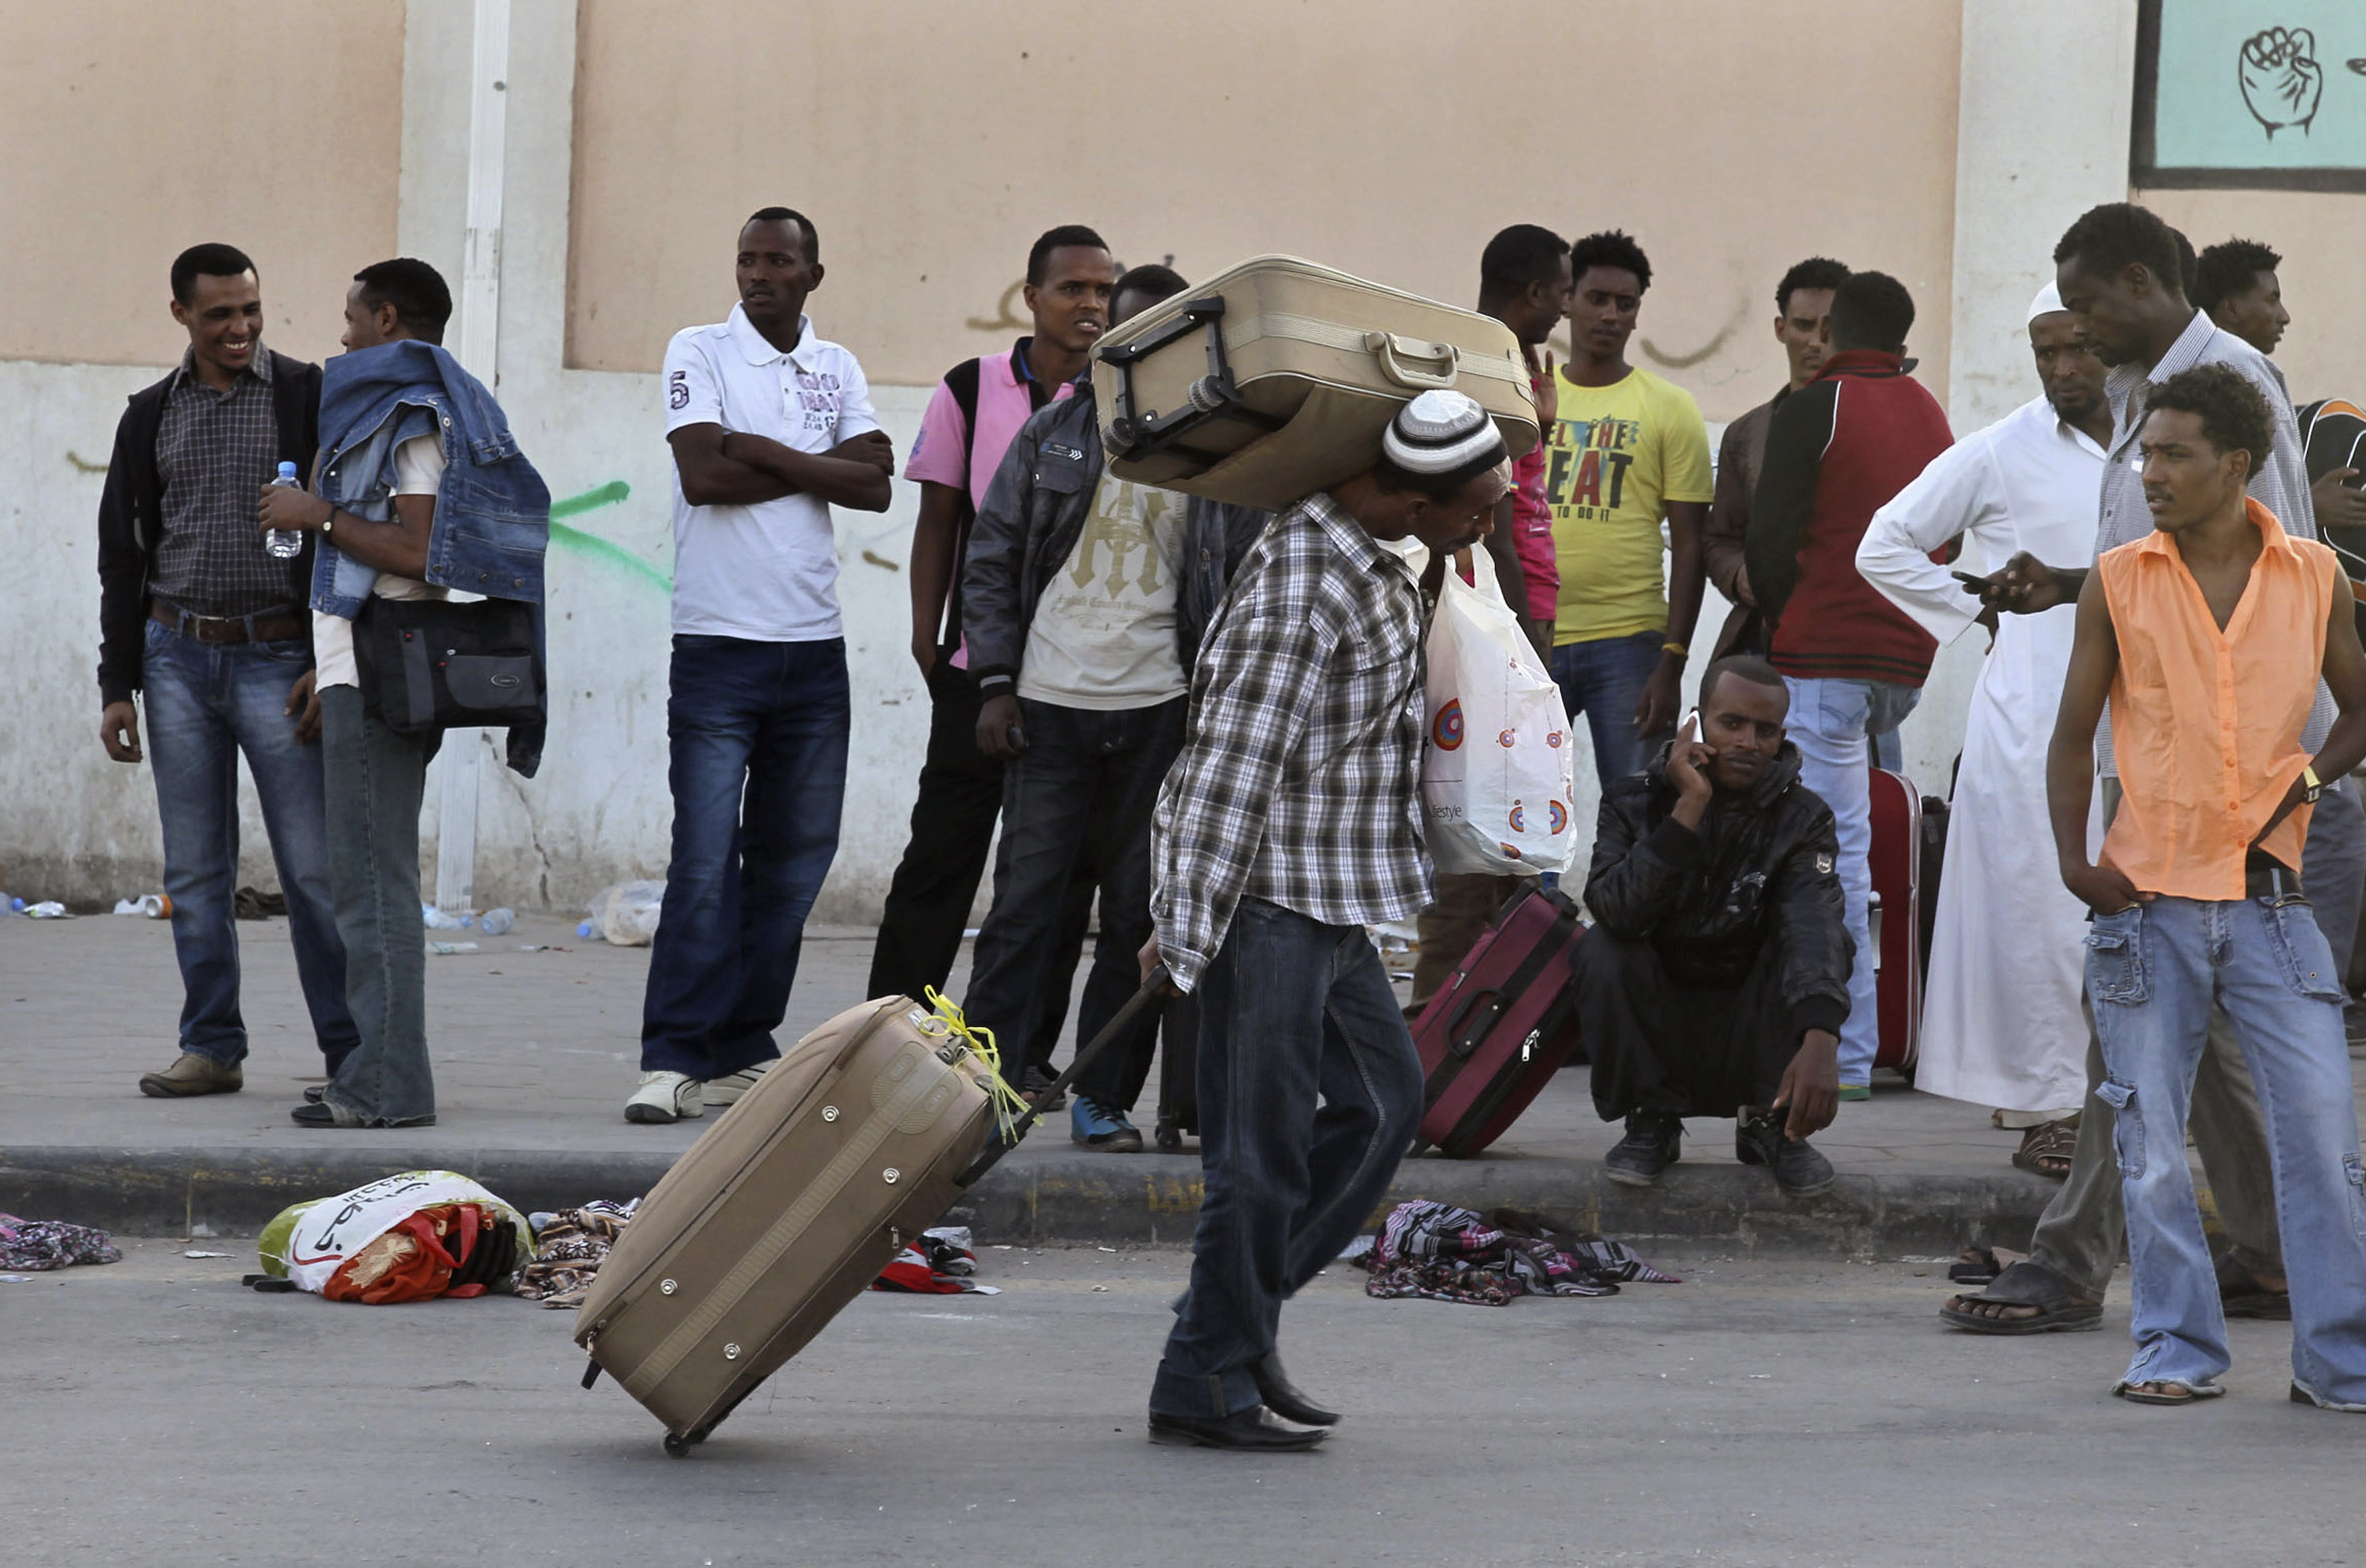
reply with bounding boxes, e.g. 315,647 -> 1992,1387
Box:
7,1242 -> 2363,1567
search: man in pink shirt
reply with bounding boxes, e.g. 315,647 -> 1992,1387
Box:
1477,224 -> 1570,660
871,226 -> 1119,1098
1404,226 -> 1570,1014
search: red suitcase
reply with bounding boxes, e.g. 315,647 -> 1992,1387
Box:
1866,767 -> 1922,1073
1410,885 -> 1586,1158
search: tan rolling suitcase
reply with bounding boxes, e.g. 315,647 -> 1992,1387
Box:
573,979 -> 1165,1454
1092,254 -> 1540,510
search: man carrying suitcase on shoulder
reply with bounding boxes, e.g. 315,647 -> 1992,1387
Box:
1576,656 -> 1848,1196
1138,391 -> 1510,1451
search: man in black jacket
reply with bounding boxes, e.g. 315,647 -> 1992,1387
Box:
960,264 -> 1268,1148
1576,655 -> 1848,1195
95,243 -> 356,1098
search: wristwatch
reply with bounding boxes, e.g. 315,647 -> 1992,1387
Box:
2301,764 -> 2324,804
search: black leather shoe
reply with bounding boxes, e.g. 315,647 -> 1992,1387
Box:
1603,1112 -> 1681,1187
1249,1353 -> 1338,1426
1736,1109 -> 1835,1197
1147,1406 -> 1328,1451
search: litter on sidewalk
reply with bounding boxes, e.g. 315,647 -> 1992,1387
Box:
1348,1200 -> 1680,1306
256,1171 -> 535,1304
112,893 -> 171,918
0,1212 -> 122,1271
579,880 -> 663,946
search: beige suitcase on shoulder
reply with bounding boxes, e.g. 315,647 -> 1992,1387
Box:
1092,254 -> 1540,510
573,980 -> 1165,1454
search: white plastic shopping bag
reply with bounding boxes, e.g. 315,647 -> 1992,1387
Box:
1421,549 -> 1577,876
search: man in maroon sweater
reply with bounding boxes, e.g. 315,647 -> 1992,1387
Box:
1743,270 -> 1954,1096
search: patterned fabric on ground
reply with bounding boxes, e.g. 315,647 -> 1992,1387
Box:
0,1212 -> 122,1271
872,1227 -> 1002,1295
1356,1201 -> 1679,1306
512,1199 -> 637,1309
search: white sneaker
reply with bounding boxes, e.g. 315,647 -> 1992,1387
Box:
625,1070 -> 704,1124
703,1062 -> 772,1108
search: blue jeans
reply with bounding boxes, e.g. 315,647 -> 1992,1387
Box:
1551,631 -> 1669,789
139,619 -> 357,1070
318,685 -> 439,1124
639,636 -> 850,1079
1781,675 -> 1921,1086
2088,894 -> 2366,1405
1151,898 -> 1426,1419
963,697 -> 1186,1110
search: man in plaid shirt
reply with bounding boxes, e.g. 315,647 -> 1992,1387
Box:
1140,391 -> 1513,1451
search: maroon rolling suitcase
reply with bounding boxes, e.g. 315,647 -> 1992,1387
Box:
1867,766 -> 1923,1074
1410,885 -> 1586,1158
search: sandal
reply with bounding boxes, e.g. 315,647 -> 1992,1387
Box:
1940,1260 -> 2103,1335
1946,1244 -> 2027,1285
2217,1255 -> 2293,1321
2012,1115 -> 2080,1179
2113,1379 -> 2225,1406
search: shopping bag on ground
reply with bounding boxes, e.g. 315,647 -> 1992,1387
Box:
258,1169 -> 533,1303
1421,549 -> 1576,876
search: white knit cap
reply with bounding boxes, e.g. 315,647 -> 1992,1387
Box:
2027,281 -> 2068,324
1382,389 -> 1502,474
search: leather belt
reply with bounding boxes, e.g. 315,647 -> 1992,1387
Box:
150,600 -> 306,645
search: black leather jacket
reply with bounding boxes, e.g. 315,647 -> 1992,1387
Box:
1584,740 -> 1852,1037
961,383 -> 1268,695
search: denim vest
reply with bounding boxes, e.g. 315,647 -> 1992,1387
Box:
312,340 -> 551,775
310,340 -> 550,616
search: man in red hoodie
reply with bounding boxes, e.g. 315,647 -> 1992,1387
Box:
1743,270 -> 1954,1097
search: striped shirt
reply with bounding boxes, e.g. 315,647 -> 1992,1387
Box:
1151,492 -> 1432,992
2093,309 -> 2327,775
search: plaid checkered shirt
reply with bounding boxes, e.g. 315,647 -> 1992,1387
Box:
149,345 -> 299,619
1151,491 -> 1434,992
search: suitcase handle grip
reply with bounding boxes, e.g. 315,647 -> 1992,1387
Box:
1366,332 -> 1459,390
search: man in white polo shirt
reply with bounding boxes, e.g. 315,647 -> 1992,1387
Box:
624,206 -> 894,1123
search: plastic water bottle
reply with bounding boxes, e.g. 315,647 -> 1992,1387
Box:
421,904 -> 475,931
265,460 -> 303,560
478,908 -> 514,936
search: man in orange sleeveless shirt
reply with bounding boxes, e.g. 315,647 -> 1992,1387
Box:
2050,365 -> 2366,1411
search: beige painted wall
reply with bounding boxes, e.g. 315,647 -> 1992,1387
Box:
568,0 -> 1964,420
2140,187 -> 2366,410
0,0 -> 404,367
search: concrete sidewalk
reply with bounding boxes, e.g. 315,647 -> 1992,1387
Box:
0,908 -> 2178,1253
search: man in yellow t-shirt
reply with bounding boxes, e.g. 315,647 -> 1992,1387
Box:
1545,230 -> 1714,787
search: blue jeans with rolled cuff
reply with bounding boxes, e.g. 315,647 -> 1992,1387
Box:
2087,891 -> 2366,1405
1150,898 -> 1426,1419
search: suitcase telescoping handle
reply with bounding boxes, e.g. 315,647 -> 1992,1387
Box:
954,967 -> 1172,1188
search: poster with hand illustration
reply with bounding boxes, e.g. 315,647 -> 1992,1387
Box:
2136,0 -> 2366,187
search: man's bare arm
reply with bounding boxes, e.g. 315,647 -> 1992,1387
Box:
723,428 -> 893,512
2048,570 -> 2138,912
2261,574 -> 2366,842
904,481 -> 965,675
669,424 -> 799,508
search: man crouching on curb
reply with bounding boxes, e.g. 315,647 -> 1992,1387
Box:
1576,656 -> 1848,1196
1136,391 -> 1511,1451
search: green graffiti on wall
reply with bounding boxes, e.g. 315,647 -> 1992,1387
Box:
546,480 -> 671,594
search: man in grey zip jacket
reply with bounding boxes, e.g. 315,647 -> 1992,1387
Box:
960,265 -> 1268,1148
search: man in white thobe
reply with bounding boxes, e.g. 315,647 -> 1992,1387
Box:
1855,285 -> 2113,1168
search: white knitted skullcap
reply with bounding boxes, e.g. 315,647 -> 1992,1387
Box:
1382,389 -> 1501,474
2027,281 -> 2067,324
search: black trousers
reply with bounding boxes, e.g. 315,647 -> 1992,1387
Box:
1578,932 -> 1797,1121
867,662 -> 1089,1071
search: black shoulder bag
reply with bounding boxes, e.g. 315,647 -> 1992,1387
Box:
356,595 -> 544,735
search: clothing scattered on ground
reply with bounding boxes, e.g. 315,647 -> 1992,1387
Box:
0,1212 -> 122,1271
512,1199 -> 639,1309
871,1226 -> 1002,1295
232,885 -> 289,920
1351,1201 -> 1678,1306
1545,366 -> 1714,645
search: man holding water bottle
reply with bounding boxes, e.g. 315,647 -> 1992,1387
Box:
95,243 -> 359,1101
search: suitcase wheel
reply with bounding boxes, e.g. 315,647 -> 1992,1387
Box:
663,1433 -> 694,1459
